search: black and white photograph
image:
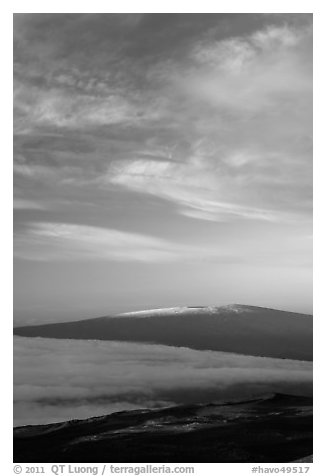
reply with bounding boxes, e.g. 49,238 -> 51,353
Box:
12,11 -> 313,465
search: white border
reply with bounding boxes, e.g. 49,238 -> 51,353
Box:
3,3 -> 323,474
8,2 -> 317,13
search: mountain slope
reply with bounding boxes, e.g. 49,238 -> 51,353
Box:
14,393 -> 313,463
14,304 -> 313,360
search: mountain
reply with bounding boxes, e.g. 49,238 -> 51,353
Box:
14,304 -> 312,360
14,393 -> 313,463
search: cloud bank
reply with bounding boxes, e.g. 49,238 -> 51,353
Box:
14,337 -> 312,426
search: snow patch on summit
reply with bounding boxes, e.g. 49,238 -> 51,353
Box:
115,304 -> 250,318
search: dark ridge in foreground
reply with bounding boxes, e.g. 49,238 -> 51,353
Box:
14,393 -> 313,463
14,305 -> 313,360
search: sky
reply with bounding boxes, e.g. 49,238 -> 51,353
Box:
13,14 -> 313,324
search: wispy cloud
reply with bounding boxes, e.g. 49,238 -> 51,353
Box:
14,222 -> 234,263
13,199 -> 45,210
187,24 -> 312,113
105,157 -> 301,223
14,222 -> 179,262
14,83 -> 149,132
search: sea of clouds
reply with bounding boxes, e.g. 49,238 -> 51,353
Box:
14,336 -> 312,426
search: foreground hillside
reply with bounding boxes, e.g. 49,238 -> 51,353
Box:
14,393 -> 312,463
14,305 -> 313,360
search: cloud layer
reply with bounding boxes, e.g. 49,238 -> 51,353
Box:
14,337 -> 312,426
